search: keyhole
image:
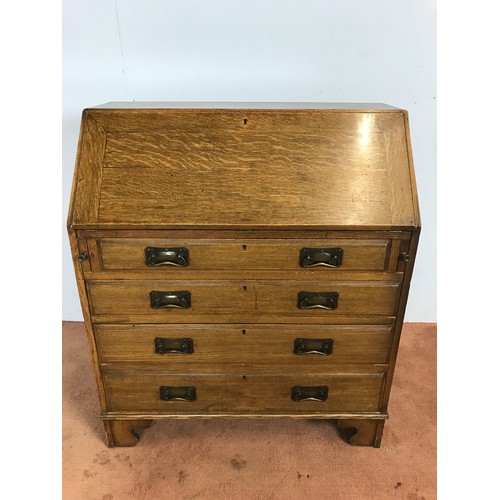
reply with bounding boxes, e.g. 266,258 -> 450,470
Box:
243,118 -> 248,125
242,244 -> 247,251
242,329 -> 247,335
242,375 -> 247,380
242,285 -> 247,292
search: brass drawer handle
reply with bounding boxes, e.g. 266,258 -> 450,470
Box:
155,337 -> 194,354
294,338 -> 333,355
300,248 -> 343,268
159,386 -> 196,402
150,291 -> 191,309
297,291 -> 338,310
291,386 -> 329,402
145,247 -> 189,267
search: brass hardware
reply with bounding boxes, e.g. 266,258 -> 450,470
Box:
145,247 -> 189,267
150,291 -> 191,309
297,292 -> 338,310
155,338 -> 194,355
77,251 -> 88,262
291,386 -> 329,402
294,338 -> 333,356
159,386 -> 196,402
300,248 -> 343,268
400,252 -> 410,262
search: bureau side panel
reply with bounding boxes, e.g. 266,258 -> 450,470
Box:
67,230 -> 109,414
379,227 -> 421,411
402,111 -> 422,227
68,112 -> 107,227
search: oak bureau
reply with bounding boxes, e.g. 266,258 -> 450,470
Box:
67,102 -> 420,448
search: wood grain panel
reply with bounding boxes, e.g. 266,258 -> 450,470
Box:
103,370 -> 385,413
70,113 -> 106,226
103,129 -> 387,171
403,111 -> 422,226
87,280 -> 400,320
77,229 -> 408,240
98,238 -> 390,271
97,169 -> 392,227
67,108 -> 418,229
255,283 -> 399,316
95,324 -> 393,365
383,113 -> 415,226
83,270 -> 404,283
92,313 -> 396,326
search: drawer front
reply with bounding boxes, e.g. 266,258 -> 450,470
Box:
96,238 -> 390,271
88,280 -> 401,321
96,324 -> 393,365
103,371 -> 385,413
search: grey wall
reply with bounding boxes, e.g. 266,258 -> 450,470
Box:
63,0 -> 436,321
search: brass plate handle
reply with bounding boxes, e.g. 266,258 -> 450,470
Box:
291,386 -> 329,402
297,291 -> 338,310
145,247 -> 189,267
150,291 -> 191,309
300,248 -> 343,268
294,338 -> 333,356
159,386 -> 196,402
155,337 -> 194,354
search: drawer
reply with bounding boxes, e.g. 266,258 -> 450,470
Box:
88,280 -> 401,322
94,238 -> 391,271
96,324 -> 393,365
103,370 -> 385,413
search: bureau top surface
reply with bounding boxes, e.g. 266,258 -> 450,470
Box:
68,104 -> 420,230
92,102 -> 402,110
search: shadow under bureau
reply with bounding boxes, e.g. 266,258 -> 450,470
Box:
67,102 -> 420,447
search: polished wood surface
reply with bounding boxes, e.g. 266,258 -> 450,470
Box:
77,228 -> 410,240
95,324 -> 393,365
68,108 -> 419,230
67,103 -> 420,448
70,115 -> 105,226
103,370 -> 385,413
98,238 -> 390,271
87,280 -> 401,319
